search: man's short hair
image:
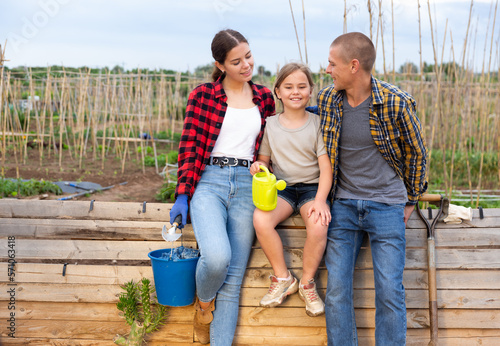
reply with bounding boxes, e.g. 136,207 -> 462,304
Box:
331,32 -> 376,73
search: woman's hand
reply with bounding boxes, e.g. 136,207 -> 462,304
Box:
307,199 -> 332,226
169,194 -> 189,229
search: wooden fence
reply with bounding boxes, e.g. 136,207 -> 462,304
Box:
0,199 -> 499,345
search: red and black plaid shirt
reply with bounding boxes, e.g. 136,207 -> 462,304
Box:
176,76 -> 275,199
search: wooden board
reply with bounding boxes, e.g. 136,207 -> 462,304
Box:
1,200 -> 499,345
0,200 -> 172,221
2,283 -> 498,310
5,263 -> 499,289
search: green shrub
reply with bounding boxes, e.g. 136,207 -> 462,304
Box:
167,150 -> 178,164
137,146 -> 154,155
428,149 -> 498,189
155,181 -> 177,203
0,178 -> 62,198
155,130 -> 181,142
144,154 -> 166,167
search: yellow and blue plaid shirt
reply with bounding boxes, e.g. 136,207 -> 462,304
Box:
317,76 -> 427,204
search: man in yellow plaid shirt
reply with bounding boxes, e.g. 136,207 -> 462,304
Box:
317,32 -> 427,345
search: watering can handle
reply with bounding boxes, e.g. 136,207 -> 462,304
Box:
259,165 -> 271,177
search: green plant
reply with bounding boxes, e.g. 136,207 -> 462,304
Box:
155,130 -> 181,142
155,181 -> 177,203
137,146 -> 154,155
167,150 -> 178,164
143,150 -> 178,168
114,278 -> 168,346
144,154 -> 166,167
0,178 -> 62,198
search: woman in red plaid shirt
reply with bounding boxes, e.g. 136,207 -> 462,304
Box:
169,29 -> 275,345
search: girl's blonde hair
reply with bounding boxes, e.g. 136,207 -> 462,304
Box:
274,62 -> 314,100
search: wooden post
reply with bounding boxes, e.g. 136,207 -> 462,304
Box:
0,41 -> 8,176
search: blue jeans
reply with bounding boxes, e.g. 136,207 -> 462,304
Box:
190,165 -> 255,346
325,199 -> 407,346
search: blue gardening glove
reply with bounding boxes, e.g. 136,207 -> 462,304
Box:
170,194 -> 188,229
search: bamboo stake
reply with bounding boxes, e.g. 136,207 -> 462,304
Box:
417,0 -> 426,137
6,77 -> 21,178
367,0 -> 374,42
426,0 -> 440,174
121,74 -> 134,174
378,0 -> 387,79
49,79 -> 61,158
448,31 -> 461,199
145,76 -> 159,174
343,0 -> 347,33
155,73 -> 165,134
288,0 -> 303,62
391,0 -> 395,83
40,67 -> 53,166
108,76 -> 119,158
58,70 -> 67,169
301,0 -> 308,65
0,41 -> 7,176
101,71 -> 111,169
22,68 -> 33,165
78,68 -> 90,169
474,0 -> 497,207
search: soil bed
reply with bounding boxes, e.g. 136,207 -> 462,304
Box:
2,147 -> 168,203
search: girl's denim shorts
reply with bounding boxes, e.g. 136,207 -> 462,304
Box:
278,183 -> 330,214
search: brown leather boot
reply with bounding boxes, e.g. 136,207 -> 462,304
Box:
193,297 -> 215,344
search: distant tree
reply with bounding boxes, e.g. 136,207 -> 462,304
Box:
398,61 -> 419,74
422,62 -> 434,73
441,62 -> 462,78
258,65 -> 271,77
111,65 -> 124,74
194,63 -> 214,77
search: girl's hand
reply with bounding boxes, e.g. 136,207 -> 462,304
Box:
307,199 -> 332,226
250,161 -> 267,175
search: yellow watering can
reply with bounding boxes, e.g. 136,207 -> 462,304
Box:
252,165 -> 287,211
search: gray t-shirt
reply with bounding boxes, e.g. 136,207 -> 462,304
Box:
259,112 -> 327,185
336,96 -> 407,204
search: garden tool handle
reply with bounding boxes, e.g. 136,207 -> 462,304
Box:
418,193 -> 442,202
171,214 -> 182,227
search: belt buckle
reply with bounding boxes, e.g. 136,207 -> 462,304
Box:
218,157 -> 228,168
229,158 -> 238,167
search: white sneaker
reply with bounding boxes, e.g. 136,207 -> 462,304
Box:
260,272 -> 299,308
299,279 -> 325,317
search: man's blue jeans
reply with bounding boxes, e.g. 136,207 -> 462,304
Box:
325,199 -> 407,346
190,165 -> 255,346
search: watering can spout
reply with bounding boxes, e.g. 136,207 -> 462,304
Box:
275,179 -> 286,191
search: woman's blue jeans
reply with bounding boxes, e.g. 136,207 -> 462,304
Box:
190,165 -> 255,346
325,199 -> 407,346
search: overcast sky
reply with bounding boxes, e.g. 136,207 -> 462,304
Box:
0,0 -> 496,73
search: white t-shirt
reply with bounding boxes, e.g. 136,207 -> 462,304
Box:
259,111 -> 327,185
211,106 -> 261,160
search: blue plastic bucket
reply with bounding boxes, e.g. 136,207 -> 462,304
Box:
148,248 -> 199,307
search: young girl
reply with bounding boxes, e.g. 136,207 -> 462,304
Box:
250,62 -> 332,317
170,29 -> 275,345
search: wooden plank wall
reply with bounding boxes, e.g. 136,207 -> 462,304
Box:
0,199 -> 499,345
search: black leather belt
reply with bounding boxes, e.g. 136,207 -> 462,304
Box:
209,156 -> 252,168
